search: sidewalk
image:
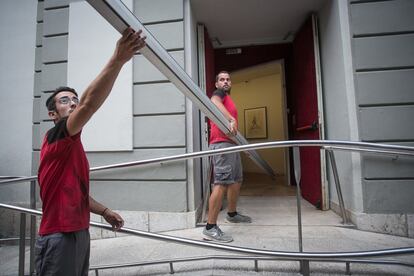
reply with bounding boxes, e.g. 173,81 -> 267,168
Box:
1,196 -> 414,275
89,196 -> 414,275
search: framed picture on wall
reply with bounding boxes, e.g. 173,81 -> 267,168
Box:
244,107 -> 268,139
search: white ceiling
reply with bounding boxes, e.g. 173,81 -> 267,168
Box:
191,0 -> 329,48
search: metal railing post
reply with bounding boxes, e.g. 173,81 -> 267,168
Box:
29,180 -> 37,275
326,148 -> 349,224
201,157 -> 212,223
18,213 -> 26,276
293,147 -> 310,276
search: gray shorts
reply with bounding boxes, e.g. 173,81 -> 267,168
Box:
35,229 -> 90,276
210,142 -> 243,185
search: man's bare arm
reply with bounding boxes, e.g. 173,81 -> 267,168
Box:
66,28 -> 146,136
89,196 -> 124,230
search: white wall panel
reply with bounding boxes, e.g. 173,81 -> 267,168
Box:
363,150 -> 414,179
41,63 -> 67,92
359,106 -> 414,141
0,0 -> 37,180
351,0 -> 414,36
88,148 -> 186,180
43,8 -> 69,36
35,47 -> 42,71
146,21 -> 184,50
363,180 -> 414,213
36,23 -> 43,46
356,69 -> 414,105
32,124 -> 41,151
42,35 -> 68,63
134,0 -> 183,23
133,51 -> 184,82
134,83 -> 185,114
34,72 -> 41,96
133,115 -> 185,147
37,1 -> 44,22
33,97 -> 41,124
68,1 -> 133,151
353,34 -> 414,69
90,181 -> 187,211
44,0 -> 69,9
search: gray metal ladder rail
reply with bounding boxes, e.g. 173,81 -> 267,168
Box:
86,0 -> 276,179
1,203 -> 414,276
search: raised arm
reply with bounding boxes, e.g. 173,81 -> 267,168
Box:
66,28 -> 146,136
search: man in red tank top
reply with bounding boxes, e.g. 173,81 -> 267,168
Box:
35,28 -> 146,276
203,71 -> 252,243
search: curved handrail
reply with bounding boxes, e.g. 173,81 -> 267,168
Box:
1,140 -> 413,186
1,203 -> 413,261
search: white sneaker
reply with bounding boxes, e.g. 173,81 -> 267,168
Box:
203,225 -> 233,243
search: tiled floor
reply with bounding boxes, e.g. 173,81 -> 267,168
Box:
240,173 -> 296,197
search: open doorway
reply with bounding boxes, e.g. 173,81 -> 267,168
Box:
229,61 -> 295,197
198,14 -> 327,209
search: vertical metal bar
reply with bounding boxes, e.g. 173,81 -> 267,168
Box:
293,147 -> 309,275
201,157 -> 212,222
169,262 -> 174,274
346,262 -> 351,275
30,180 -> 37,275
326,149 -> 349,224
95,269 -> 99,276
254,259 -> 259,272
295,177 -> 304,253
19,213 -> 26,276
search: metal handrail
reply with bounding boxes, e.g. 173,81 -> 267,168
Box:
1,140 -> 413,186
2,140 -> 414,275
1,203 -> 413,261
89,256 -> 414,274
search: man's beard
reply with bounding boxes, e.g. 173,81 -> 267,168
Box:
222,86 -> 231,94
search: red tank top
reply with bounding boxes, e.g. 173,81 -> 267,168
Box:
38,118 -> 90,235
209,90 -> 238,145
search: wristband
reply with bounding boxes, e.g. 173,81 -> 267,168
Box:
101,208 -> 108,216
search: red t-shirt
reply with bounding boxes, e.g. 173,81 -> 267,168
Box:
38,117 -> 90,235
209,90 -> 238,145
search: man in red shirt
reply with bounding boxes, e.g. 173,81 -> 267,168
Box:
203,71 -> 251,243
35,28 -> 146,275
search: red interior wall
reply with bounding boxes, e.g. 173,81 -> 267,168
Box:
214,43 -> 294,131
204,27 -> 215,98
214,44 -> 292,76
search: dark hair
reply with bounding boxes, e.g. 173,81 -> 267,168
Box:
215,71 -> 230,82
46,86 -> 78,111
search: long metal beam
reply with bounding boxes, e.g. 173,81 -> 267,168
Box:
86,0 -> 275,177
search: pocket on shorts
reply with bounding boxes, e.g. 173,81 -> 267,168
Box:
214,165 -> 232,182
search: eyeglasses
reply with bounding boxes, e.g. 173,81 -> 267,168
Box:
58,96 -> 79,105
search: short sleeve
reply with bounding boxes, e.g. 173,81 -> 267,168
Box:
212,89 -> 226,99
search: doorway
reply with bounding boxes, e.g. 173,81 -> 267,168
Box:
198,15 -> 327,208
229,61 -> 294,197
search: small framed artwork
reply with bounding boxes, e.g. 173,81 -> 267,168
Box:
244,107 -> 268,139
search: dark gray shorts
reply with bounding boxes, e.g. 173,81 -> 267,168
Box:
35,229 -> 90,276
210,142 -> 243,185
